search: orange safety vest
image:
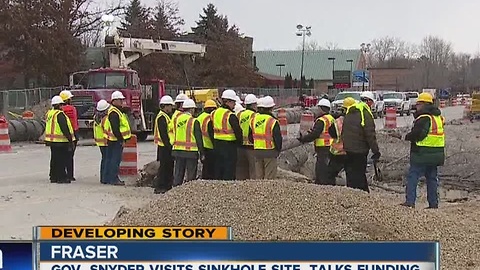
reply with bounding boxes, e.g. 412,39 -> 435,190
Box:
314,114 -> 334,147
329,116 -> 346,155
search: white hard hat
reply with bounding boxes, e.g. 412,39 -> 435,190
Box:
96,99 -> 110,111
360,91 -> 375,101
235,95 -> 243,104
234,103 -> 245,113
51,95 -> 65,106
111,91 -> 125,100
182,98 -> 196,109
59,90 -> 74,101
256,97 -> 265,108
221,89 -> 238,101
175,93 -> 188,103
260,96 -> 275,108
317,98 -> 331,108
244,94 -> 257,105
159,95 -> 175,105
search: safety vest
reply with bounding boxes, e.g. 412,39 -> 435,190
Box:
44,109 -> 75,143
102,106 -> 132,141
237,109 -> 256,146
172,113 -> 198,152
415,114 -> 445,148
330,116 -> 346,155
197,111 -> 213,149
154,110 -> 171,147
169,110 -> 183,145
346,102 -> 373,127
314,114 -> 335,147
93,116 -> 107,147
212,107 -> 236,141
251,114 -> 278,150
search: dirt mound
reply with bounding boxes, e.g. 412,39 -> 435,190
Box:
110,180 -> 480,270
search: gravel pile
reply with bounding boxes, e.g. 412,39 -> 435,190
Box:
110,180 -> 480,270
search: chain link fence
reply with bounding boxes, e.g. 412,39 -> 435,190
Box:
0,87 -> 64,111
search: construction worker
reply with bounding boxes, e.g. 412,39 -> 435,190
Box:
342,94 -> 380,192
360,91 -> 375,109
297,98 -> 335,185
236,94 -> 258,180
327,97 -> 355,185
172,99 -> 205,186
196,99 -> 217,180
153,95 -> 175,194
234,102 -> 245,114
169,93 -> 188,144
249,96 -> 282,179
93,99 -> 110,184
45,96 -> 76,184
391,92 -> 445,209
102,90 -> 132,186
212,89 -> 243,180
59,90 -> 78,181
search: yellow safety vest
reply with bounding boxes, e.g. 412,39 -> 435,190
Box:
169,110 -> 183,145
251,113 -> 278,150
237,109 -> 256,146
102,106 -> 132,141
172,113 -> 198,152
415,114 -> 445,148
93,116 -> 107,147
196,111 -> 213,149
45,109 -> 75,143
346,102 -> 373,127
154,110 -> 171,147
212,107 -> 236,141
314,114 -> 335,147
330,116 -> 346,155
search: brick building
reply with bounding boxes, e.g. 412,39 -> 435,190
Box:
368,67 -> 414,91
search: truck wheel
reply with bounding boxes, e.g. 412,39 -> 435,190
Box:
399,111 -> 404,116
373,113 -> 378,119
136,132 -> 149,142
406,109 -> 411,116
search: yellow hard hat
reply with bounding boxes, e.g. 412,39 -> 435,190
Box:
418,92 -> 433,103
59,90 -> 73,101
343,97 -> 356,108
204,99 -> 217,108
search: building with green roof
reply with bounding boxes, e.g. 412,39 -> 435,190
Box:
253,49 -> 367,93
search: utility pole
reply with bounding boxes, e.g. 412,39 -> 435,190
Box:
296,24 -> 311,98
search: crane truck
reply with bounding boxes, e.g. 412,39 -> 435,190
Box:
68,34 -> 206,141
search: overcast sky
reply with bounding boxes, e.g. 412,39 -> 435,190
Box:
140,0 -> 480,54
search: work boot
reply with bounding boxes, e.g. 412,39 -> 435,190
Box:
111,181 -> 125,186
57,179 -> 71,184
69,177 -> 76,181
154,188 -> 168,194
50,178 -> 58,183
425,205 -> 438,209
400,202 -> 415,208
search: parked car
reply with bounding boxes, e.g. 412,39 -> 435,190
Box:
383,92 -> 411,116
371,92 -> 385,119
331,91 -> 362,114
406,92 -> 419,110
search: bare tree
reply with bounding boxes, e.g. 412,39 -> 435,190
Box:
420,35 -> 452,66
297,40 -> 320,51
323,41 -> 339,50
370,36 -> 407,65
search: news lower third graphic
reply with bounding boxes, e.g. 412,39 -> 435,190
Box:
38,241 -> 440,270
0,242 -> 33,270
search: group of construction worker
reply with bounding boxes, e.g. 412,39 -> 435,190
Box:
44,87 -> 444,208
152,89 -> 282,194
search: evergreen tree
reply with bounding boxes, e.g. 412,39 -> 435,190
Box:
153,0 -> 184,39
301,75 -> 308,88
308,78 -> 315,88
119,0 -> 152,38
293,78 -> 298,88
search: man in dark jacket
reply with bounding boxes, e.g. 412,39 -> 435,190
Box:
298,98 -> 335,185
249,96 -> 282,179
211,89 -> 243,180
153,95 -> 175,194
391,92 -> 445,209
341,100 -> 381,192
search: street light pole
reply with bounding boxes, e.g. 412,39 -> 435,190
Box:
276,63 -> 285,77
346,59 -> 353,89
360,43 -> 371,91
296,24 -> 311,98
328,57 -> 336,88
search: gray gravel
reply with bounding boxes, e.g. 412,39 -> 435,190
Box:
110,180 -> 480,270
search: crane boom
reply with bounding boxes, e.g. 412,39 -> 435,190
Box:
105,35 -> 206,68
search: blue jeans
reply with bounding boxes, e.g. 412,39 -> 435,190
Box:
105,141 -> 123,184
99,146 -> 107,183
406,163 -> 439,207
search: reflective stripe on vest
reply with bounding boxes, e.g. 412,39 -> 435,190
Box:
169,110 -> 182,145
415,114 -> 445,148
173,113 -> 198,152
154,111 -> 171,147
252,114 -> 277,150
212,107 -> 236,141
238,109 -> 255,146
102,106 -> 132,141
330,116 -> 346,155
45,109 -> 75,143
197,111 -> 213,149
346,102 -> 373,127
93,116 -> 108,147
314,114 -> 334,147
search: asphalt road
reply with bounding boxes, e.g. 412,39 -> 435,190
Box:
0,106 -> 465,239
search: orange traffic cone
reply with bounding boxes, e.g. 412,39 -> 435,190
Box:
0,116 -> 12,153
